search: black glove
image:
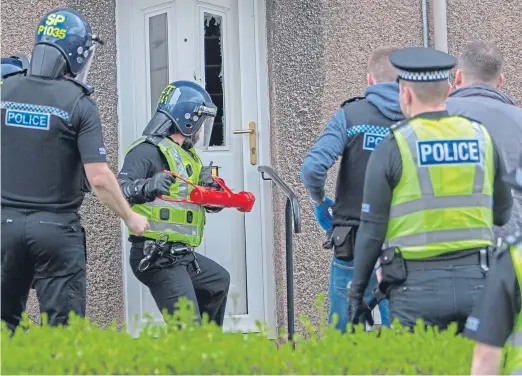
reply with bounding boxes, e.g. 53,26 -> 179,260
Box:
143,171 -> 176,200
199,163 -> 221,190
347,288 -> 374,328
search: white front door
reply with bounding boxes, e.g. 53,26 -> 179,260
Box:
116,0 -> 268,336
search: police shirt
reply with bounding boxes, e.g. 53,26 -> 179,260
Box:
118,141 -> 219,243
464,250 -> 520,347
1,75 -> 107,212
350,111 -> 513,294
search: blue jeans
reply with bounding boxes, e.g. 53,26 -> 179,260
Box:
328,256 -> 390,332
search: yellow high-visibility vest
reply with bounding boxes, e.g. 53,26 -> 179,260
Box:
383,115 -> 495,259
126,136 -> 206,246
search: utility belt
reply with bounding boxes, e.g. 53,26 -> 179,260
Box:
136,234 -> 200,273
322,222 -> 360,262
378,245 -> 498,292
366,244 -> 499,311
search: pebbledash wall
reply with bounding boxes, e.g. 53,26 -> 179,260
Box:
1,0 -> 521,332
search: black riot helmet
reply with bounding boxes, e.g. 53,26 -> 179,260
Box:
1,54 -> 30,79
142,80 -> 218,150
30,8 -> 104,80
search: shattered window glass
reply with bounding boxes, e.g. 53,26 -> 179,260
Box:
149,13 -> 169,116
204,13 -> 225,147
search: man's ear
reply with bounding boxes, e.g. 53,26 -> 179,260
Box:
497,73 -> 504,89
455,70 -> 464,88
367,73 -> 375,87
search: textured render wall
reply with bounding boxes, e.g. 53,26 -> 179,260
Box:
1,0 -> 123,327
265,0 -> 423,331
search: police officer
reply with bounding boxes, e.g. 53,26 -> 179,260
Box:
464,157 -> 522,375
300,46 -> 403,331
347,47 -> 513,332
1,54 -> 29,79
1,8 -> 149,332
118,80 -> 231,326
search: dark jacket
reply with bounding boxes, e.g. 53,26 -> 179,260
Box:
447,84 -> 522,238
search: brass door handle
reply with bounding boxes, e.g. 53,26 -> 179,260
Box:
233,121 -> 257,165
233,129 -> 254,134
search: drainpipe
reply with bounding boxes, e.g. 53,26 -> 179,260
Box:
421,0 -> 428,47
432,0 -> 448,52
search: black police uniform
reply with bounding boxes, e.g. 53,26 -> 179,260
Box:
326,97 -> 402,259
1,73 -> 107,330
463,243 -> 521,347
348,48 -> 514,332
117,140 -> 230,326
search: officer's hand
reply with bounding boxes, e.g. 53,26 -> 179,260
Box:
347,289 -> 374,328
199,166 -> 221,190
125,212 -> 150,237
144,171 -> 176,199
314,196 -> 334,231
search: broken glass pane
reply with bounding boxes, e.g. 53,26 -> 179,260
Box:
203,13 -> 225,147
149,13 -> 169,116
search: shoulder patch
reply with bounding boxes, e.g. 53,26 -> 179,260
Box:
340,96 -> 365,108
390,118 -> 409,131
65,77 -> 95,95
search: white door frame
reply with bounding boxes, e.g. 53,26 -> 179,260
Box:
115,0 -> 277,337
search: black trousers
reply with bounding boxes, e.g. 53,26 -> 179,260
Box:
129,243 -> 230,326
387,264 -> 486,333
1,208 -> 86,331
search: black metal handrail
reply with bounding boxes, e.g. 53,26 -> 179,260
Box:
258,165 -> 301,342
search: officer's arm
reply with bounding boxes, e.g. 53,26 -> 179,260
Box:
118,144 -> 162,205
465,252 -> 519,374
75,97 -> 136,222
492,144 -> 513,226
300,110 -> 348,203
351,136 -> 398,294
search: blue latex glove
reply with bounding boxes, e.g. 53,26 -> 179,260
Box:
314,196 -> 334,231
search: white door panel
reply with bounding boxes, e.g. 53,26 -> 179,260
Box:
117,0 -> 265,335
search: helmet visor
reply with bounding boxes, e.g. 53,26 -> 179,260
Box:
194,116 -> 215,151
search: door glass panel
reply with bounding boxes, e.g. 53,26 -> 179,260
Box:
204,13 -> 225,147
149,13 -> 169,115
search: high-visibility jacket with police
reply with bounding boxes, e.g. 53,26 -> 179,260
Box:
126,136 -> 206,247
384,115 -> 495,259
502,242 -> 522,375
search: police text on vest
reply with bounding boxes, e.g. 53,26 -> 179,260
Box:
417,139 -> 481,166
5,109 -> 50,130
363,133 -> 385,151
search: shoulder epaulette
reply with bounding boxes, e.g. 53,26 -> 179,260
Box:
390,118 -> 409,131
340,96 -> 365,108
65,77 -> 95,95
144,135 -> 165,146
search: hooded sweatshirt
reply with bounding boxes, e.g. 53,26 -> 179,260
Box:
301,82 -> 404,203
447,84 -> 522,238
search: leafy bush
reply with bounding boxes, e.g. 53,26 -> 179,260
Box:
2,296 -> 474,375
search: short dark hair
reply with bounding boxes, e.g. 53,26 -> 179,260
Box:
367,46 -> 400,82
458,41 -> 503,83
402,80 -> 450,106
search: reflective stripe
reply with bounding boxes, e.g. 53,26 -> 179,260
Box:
147,198 -> 200,211
148,221 -> 200,236
387,227 -> 492,248
389,194 -> 493,219
158,139 -> 189,199
470,122 -> 486,192
509,332 -> 522,347
400,126 -> 433,195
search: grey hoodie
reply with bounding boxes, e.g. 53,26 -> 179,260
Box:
447,84 -> 522,238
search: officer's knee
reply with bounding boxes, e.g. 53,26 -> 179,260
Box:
218,267 -> 231,294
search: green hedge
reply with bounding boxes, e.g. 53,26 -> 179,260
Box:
2,296 -> 474,375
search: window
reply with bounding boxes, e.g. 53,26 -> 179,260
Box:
203,13 -> 225,147
149,13 -> 169,115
